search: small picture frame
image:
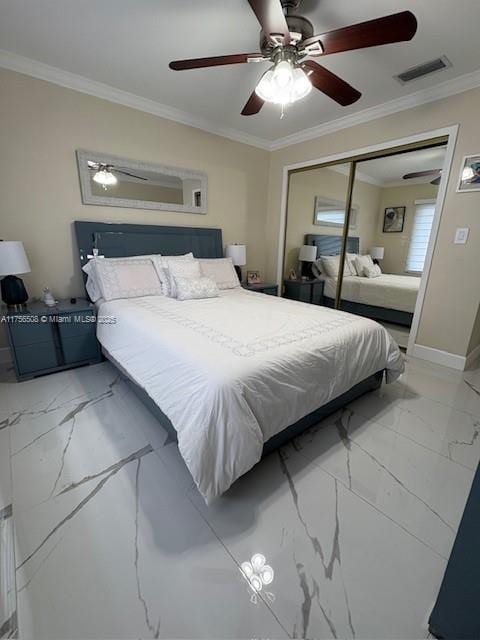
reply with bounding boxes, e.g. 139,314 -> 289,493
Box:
383,206 -> 405,233
288,268 -> 297,280
247,270 -> 261,285
457,154 -> 480,192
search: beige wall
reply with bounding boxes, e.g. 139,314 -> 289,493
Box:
266,88 -> 480,358
0,68 -> 269,348
373,183 -> 438,274
285,166 -> 381,274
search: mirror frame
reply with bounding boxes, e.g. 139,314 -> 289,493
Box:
76,149 -> 208,214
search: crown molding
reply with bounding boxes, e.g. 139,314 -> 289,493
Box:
269,68 -> 480,150
1,49 -> 480,153
0,49 -> 271,151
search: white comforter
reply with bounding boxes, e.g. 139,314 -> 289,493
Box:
97,289 -> 404,502
323,273 -> 420,313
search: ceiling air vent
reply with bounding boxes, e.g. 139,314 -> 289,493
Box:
395,56 -> 452,84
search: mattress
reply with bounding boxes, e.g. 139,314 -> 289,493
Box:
96,288 -> 404,502
323,274 -> 420,313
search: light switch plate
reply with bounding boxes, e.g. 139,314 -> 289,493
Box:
454,228 -> 469,244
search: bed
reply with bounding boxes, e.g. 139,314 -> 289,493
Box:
306,234 -> 419,326
75,221 -> 404,502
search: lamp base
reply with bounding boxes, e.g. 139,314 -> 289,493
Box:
1,275 -> 29,307
234,265 -> 242,282
301,261 -> 313,279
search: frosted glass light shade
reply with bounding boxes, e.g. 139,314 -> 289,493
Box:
299,245 -> 317,262
225,244 -> 246,266
370,247 -> 385,260
0,241 -> 31,276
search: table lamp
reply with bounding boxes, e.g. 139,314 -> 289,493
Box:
370,247 -> 385,265
299,245 -> 317,279
0,241 -> 31,308
225,244 -> 246,282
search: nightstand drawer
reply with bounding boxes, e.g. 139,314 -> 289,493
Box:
261,287 -> 278,296
62,335 -> 100,364
311,282 -> 325,305
58,314 -> 97,339
8,320 -> 54,346
15,342 -> 59,374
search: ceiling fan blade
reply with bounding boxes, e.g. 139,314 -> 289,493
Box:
246,0 -> 290,44
241,91 -> 264,116
430,176 -> 442,186
169,53 -> 263,71
302,11 -> 417,56
114,169 -> 148,180
302,60 -> 361,106
403,169 -> 442,179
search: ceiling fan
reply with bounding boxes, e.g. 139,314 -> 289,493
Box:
403,169 -> 442,186
87,161 -> 147,189
169,0 -> 417,116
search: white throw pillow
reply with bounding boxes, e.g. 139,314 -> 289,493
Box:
198,258 -> 240,289
167,260 -> 202,298
152,253 -> 194,296
364,264 -> 382,278
354,254 -> 375,277
175,276 -> 220,301
346,253 -> 360,275
320,254 -> 353,278
93,257 -> 163,301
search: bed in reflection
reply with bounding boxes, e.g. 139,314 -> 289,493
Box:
306,234 -> 420,327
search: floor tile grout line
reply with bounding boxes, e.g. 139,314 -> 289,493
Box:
293,447 -> 449,562
186,491 -> 293,640
348,406 -> 477,473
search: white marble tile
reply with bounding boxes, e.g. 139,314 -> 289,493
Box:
189,445 -> 446,640
14,449 -> 288,640
0,428 -> 12,512
4,357 -> 479,639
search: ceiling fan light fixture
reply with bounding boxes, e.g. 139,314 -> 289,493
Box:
93,168 -> 118,187
255,63 -> 311,106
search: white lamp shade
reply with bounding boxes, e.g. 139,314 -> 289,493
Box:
370,246 -> 385,260
299,245 -> 317,262
0,241 -> 31,276
225,244 -> 246,266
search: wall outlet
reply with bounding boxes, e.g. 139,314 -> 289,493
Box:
454,228 -> 469,244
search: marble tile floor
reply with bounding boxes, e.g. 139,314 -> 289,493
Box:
0,355 -> 479,639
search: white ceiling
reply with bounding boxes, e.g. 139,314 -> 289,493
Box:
357,145 -> 447,186
1,0 -> 479,145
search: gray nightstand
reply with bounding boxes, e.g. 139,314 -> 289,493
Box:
3,299 -> 101,381
242,283 -> 278,296
283,279 -> 325,305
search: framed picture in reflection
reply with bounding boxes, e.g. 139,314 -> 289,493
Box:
383,206 -> 405,233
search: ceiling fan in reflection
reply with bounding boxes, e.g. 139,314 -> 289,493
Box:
87,161 -> 147,190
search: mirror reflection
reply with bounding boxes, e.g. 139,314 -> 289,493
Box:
76,150 -> 207,213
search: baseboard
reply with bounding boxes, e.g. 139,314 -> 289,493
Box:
465,343 -> 480,370
0,347 -> 11,365
411,344 -> 467,371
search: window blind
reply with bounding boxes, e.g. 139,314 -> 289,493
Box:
406,200 -> 436,273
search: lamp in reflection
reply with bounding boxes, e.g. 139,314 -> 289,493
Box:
240,553 -> 275,605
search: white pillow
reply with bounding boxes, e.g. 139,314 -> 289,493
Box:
175,276 -> 220,301
320,255 -> 353,278
93,257 -> 163,301
82,254 -> 160,302
198,258 -> 240,289
364,264 -> 382,278
167,260 -> 202,298
346,253 -> 360,275
354,254 -> 375,277
152,253 -> 194,296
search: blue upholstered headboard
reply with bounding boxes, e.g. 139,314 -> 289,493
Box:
74,221 -> 223,274
305,234 -> 359,258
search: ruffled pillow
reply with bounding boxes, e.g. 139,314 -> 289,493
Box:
175,276 -> 220,301
320,254 -> 353,278
198,258 -> 240,289
152,253 -> 194,296
167,260 -> 202,298
364,264 -> 382,278
354,254 -> 375,276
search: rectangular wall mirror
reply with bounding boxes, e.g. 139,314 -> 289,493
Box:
76,149 -> 207,214
314,196 -> 358,229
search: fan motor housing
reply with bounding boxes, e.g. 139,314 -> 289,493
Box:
260,14 -> 314,57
